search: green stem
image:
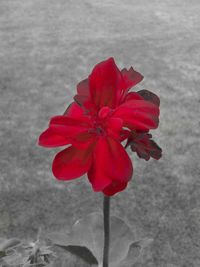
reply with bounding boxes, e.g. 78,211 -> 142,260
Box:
103,195 -> 110,267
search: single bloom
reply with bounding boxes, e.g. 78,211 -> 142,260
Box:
39,58 -> 161,195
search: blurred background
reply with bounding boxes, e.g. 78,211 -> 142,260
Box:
0,0 -> 200,266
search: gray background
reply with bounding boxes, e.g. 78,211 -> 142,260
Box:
0,0 -> 200,266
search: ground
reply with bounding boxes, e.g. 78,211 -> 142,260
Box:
0,0 -> 200,266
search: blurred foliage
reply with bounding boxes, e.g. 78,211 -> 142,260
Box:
0,213 -> 153,266
0,235 -> 55,267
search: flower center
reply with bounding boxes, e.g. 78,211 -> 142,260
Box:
89,120 -> 106,136
88,124 -> 106,136
95,126 -> 105,135
88,106 -> 112,137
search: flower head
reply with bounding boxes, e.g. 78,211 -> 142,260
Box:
39,58 -> 161,195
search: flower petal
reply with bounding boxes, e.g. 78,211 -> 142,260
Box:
118,100 -> 159,116
74,81 -> 96,114
39,114 -> 92,148
71,132 -> 96,149
50,115 -> 91,129
137,89 -> 160,106
77,78 -> 90,96
103,181 -> 128,196
122,92 -> 144,102
113,100 -> 160,130
129,132 -> 162,161
52,145 -> 93,180
38,128 -> 71,147
121,67 -> 144,91
64,102 -> 86,118
105,117 -> 123,140
104,137 -> 133,183
87,139 -> 111,192
73,94 -> 96,114
88,137 -> 133,192
89,58 -> 123,109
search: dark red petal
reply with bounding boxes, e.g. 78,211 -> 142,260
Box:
77,78 -> 90,96
75,78 -> 97,114
137,89 -> 160,106
129,132 -> 162,161
103,181 -> 128,196
148,140 -> 162,160
88,137 -> 133,192
121,67 -> 143,91
89,57 -> 123,109
52,145 -> 93,180
73,94 -> 96,114
74,95 -> 88,106
38,128 -> 71,147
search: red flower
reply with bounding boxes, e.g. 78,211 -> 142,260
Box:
39,58 -> 160,195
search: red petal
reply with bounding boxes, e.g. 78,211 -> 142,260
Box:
52,145 -> 93,180
120,129 -> 131,142
121,67 -> 143,91
64,102 -> 86,118
89,58 -> 123,109
123,92 -> 144,102
98,106 -> 111,119
103,181 -> 128,196
41,102 -> 90,147
119,100 -> 159,116
116,110 -> 159,130
71,132 -> 96,149
105,117 -> 123,140
87,139 -> 111,191
39,114 -> 92,148
50,115 -> 91,129
38,128 -> 70,147
113,100 -> 159,130
88,137 -> 133,192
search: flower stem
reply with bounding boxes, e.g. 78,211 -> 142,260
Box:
103,195 -> 110,267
